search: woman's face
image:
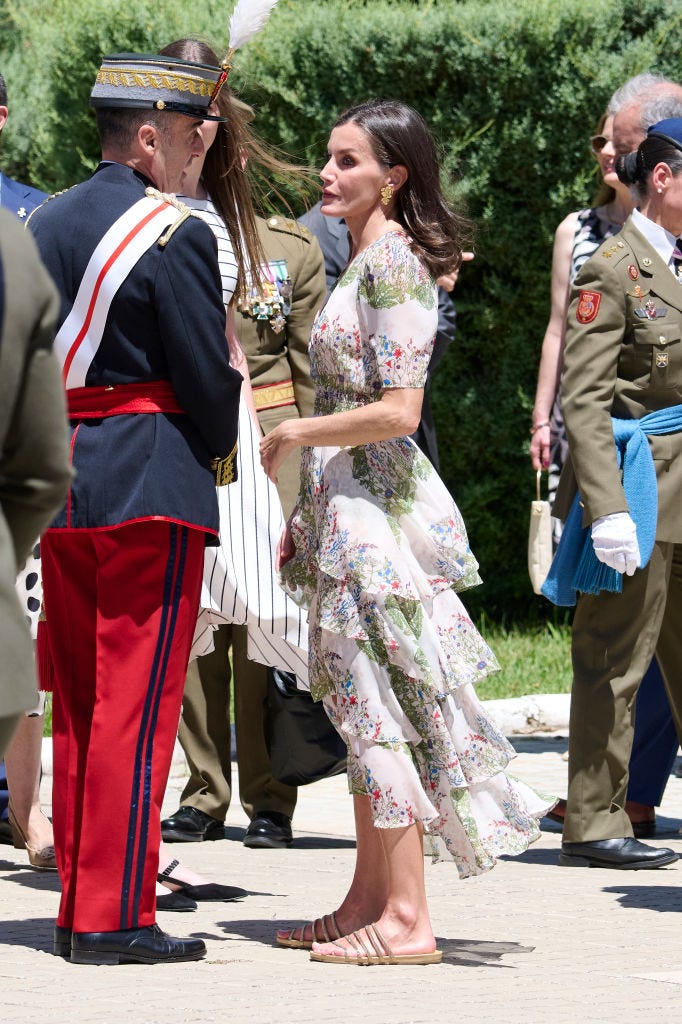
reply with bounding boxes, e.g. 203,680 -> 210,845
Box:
657,165 -> 682,236
594,116 -> 619,189
320,122 -> 390,223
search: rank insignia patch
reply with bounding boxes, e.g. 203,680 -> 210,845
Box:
628,264 -> 639,280
577,290 -> 601,324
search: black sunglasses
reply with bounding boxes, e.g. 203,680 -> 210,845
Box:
590,134 -> 610,155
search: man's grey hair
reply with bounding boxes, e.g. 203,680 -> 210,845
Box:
641,91 -> 682,129
607,73 -> 670,115
607,72 -> 682,131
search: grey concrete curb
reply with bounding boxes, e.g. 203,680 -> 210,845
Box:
40,696 -> 570,777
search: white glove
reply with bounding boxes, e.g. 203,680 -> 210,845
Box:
591,512 -> 641,576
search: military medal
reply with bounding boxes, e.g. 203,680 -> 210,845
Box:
627,264 -> 639,280
656,350 -> 669,368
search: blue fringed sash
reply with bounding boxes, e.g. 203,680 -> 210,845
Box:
542,404 -> 682,606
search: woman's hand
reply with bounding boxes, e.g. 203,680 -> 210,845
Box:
530,422 -> 551,471
260,421 -> 299,484
276,522 -> 296,571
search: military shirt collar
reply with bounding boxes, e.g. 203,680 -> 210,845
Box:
632,207 -> 677,271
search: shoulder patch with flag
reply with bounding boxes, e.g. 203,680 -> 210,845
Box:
576,290 -> 601,324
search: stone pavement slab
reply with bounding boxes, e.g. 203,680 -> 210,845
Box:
2,736 -> 682,1024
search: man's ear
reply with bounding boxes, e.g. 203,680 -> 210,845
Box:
0,106 -> 8,133
137,122 -> 159,155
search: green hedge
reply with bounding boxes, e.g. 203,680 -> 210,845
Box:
2,0 -> 681,618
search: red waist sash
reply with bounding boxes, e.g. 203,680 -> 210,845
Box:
67,381 -> 184,419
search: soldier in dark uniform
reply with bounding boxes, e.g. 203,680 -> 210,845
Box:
0,71 -> 45,220
552,120 -> 682,870
163,211 -> 327,849
30,53 -> 242,964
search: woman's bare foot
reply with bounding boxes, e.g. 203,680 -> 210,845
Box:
277,891 -> 386,948
311,909 -> 437,962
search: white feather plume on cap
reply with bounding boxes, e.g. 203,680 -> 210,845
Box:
210,0 -> 279,102
228,0 -> 279,51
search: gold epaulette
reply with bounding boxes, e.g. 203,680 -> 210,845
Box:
211,441 -> 238,486
264,215 -> 313,242
145,187 -> 193,247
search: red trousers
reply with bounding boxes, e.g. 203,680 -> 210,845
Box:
41,521 -> 205,933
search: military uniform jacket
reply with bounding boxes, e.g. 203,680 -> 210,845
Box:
0,210 -> 71,716
558,216 -> 682,542
30,162 -> 242,538
237,215 -> 326,420
0,170 -> 45,221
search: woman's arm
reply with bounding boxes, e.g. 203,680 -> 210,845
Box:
260,386 -> 424,483
530,211 -> 578,470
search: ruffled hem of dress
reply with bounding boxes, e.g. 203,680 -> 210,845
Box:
341,720 -> 553,879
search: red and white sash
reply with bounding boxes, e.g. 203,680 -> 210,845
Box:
56,195 -> 184,388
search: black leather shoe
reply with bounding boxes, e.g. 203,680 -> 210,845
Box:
54,925 -> 72,958
243,811 -> 293,849
70,924 -> 206,965
160,806 -> 224,843
156,889 -> 197,912
559,837 -> 678,869
0,819 -> 13,846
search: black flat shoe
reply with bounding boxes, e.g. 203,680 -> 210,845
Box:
54,925 -> 72,958
156,889 -> 197,912
0,819 -> 14,846
158,858 -> 247,902
70,924 -> 206,965
559,837 -> 678,870
160,806 -> 224,843
243,811 -> 293,849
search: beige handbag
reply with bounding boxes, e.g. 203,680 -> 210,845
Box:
528,469 -> 553,594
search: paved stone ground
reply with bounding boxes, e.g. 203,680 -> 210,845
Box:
2,735 -> 682,1024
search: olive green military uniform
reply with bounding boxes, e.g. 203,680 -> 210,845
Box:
178,216 -> 326,823
557,216 -> 682,843
0,211 -> 71,755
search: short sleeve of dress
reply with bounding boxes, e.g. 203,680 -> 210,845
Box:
357,235 -> 438,389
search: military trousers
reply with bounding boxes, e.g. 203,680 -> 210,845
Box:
178,622 -> 297,821
564,540 -> 682,842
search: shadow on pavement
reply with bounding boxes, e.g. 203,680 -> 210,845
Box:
292,835 -> 356,850
603,884 -> 682,912
500,847 -> 559,866
439,937 -> 535,968
0,917 -> 55,952
0,865 -> 60,891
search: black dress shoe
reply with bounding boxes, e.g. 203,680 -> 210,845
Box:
156,889 -> 197,912
54,925 -> 72,958
560,837 -> 678,870
70,924 -> 206,965
160,806 -> 224,843
157,858 -> 247,902
243,811 -> 293,849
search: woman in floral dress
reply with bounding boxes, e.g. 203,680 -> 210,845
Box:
261,99 -> 551,966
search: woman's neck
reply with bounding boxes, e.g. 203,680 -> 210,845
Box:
346,209 -> 404,258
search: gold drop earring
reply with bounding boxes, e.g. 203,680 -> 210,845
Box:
380,183 -> 394,207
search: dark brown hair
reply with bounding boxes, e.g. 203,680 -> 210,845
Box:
159,39 -> 316,297
334,99 -> 471,278
617,132 -> 682,202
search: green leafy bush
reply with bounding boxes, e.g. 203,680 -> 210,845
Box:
2,0 -> 681,618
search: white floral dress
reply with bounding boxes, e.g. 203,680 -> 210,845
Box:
281,231 -> 550,877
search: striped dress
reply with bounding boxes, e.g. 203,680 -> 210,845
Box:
184,195 -> 309,683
